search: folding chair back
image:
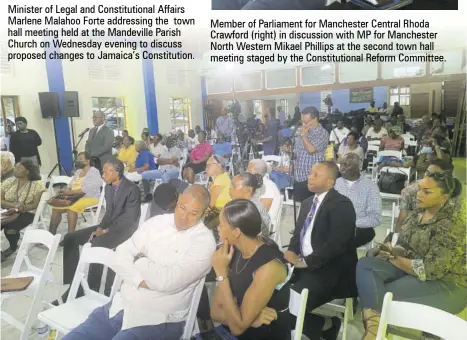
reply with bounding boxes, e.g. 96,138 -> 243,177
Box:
1,230 -> 61,340
138,203 -> 150,228
27,191 -> 51,231
37,244 -> 121,336
289,288 -> 309,340
68,244 -> 122,302
377,292 -> 467,340
181,277 -> 206,340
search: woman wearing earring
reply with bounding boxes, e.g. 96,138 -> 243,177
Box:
210,199 -> 291,340
356,172 -> 467,340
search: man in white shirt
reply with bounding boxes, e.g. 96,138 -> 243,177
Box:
186,129 -> 199,151
365,119 -> 388,141
149,134 -> 167,159
329,119 -> 350,148
63,185 -> 216,340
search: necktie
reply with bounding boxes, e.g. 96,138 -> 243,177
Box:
300,196 -> 319,256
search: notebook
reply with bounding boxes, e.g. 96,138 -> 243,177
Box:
1,276 -> 34,293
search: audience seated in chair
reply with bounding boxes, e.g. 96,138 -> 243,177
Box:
337,132 -> 365,170
335,154 -> 382,248
380,136 -> 452,181
49,152 -> 102,235
57,159 -> 141,304
62,185 -> 215,340
209,199 -> 291,340
206,156 -> 231,210
1,160 -> 45,262
365,119 -> 388,141
395,159 -> 461,232
230,173 -> 271,237
141,136 -> 182,201
247,159 -> 280,211
284,161 -> 358,340
379,128 -> 404,152
356,173 -> 467,340
212,133 -> 232,159
117,136 -> 138,172
185,131 -> 214,174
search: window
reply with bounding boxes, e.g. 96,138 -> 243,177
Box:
91,97 -> 125,136
170,97 -> 191,133
1,96 -> 19,139
389,86 -> 410,106
88,60 -> 122,81
0,43 -> 13,75
279,99 -> 288,113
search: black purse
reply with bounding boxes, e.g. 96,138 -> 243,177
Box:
378,170 -> 407,194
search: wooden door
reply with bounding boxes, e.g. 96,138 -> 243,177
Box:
410,93 -> 430,119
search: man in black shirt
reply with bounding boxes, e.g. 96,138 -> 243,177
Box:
9,117 -> 42,167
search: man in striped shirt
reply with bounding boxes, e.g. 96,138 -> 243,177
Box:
293,107 -> 329,202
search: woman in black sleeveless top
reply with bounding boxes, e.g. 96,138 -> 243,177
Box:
211,199 -> 291,340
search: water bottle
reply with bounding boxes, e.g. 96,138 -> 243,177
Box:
36,320 -> 49,338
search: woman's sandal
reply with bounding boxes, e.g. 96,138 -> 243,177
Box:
362,314 -> 380,340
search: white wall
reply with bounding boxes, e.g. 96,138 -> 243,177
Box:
1,51 -> 58,172
153,59 -> 204,132
62,47 -> 147,144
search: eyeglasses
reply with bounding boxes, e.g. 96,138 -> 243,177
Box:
425,170 -> 454,192
425,170 -> 449,180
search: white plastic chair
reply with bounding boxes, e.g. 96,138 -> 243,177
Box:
262,155 -> 282,164
269,191 -> 284,249
313,298 -> 354,340
377,150 -> 403,160
289,288 -> 309,340
377,292 -> 467,340
366,144 -> 380,175
47,176 -> 72,196
195,171 -> 210,187
1,230 -> 61,340
82,182 -> 106,226
138,203 -> 150,229
24,191 -> 51,232
181,277 -> 206,340
37,244 -> 122,336
178,153 -> 188,180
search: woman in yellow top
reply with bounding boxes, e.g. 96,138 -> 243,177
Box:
1,160 -> 45,261
206,155 -> 232,210
118,136 -> 138,172
48,152 -> 103,234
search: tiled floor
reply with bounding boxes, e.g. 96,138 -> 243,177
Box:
0,194 -> 416,340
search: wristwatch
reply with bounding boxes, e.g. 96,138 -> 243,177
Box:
215,275 -> 228,282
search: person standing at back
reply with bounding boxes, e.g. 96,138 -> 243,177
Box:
293,107 -> 329,202
85,111 -> 114,165
9,117 -> 42,168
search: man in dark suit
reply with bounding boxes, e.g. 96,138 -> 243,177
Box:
85,111 -> 114,165
57,158 -> 141,303
285,161 -> 358,340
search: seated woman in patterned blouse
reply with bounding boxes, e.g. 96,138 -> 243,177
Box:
355,171 -> 467,340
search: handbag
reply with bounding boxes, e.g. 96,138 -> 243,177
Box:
325,144 -> 335,161
48,193 -> 85,208
378,170 -> 407,194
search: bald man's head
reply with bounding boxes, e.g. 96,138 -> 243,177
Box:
174,184 -> 210,231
